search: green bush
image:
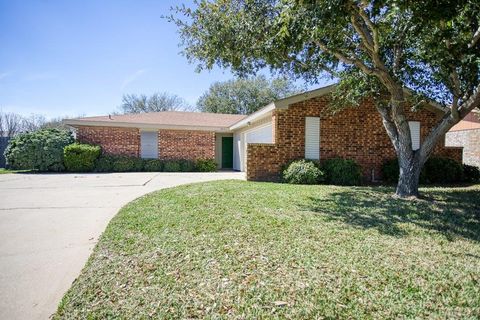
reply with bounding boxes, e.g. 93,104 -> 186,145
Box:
64,143 -> 101,172
5,128 -> 74,171
111,156 -> 143,172
323,158 -> 362,186
463,164 -> 480,183
94,155 -> 114,172
423,157 -> 464,183
381,157 -> 464,184
164,161 -> 181,172
144,159 -> 163,172
195,158 -> 217,172
282,159 -> 324,184
178,159 -> 195,172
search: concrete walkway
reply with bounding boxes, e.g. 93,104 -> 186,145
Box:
0,172 -> 244,319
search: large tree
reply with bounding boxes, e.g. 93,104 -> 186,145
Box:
119,92 -> 191,114
171,0 -> 480,198
197,75 -> 300,114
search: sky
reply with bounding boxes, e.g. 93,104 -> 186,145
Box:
0,0 -> 326,119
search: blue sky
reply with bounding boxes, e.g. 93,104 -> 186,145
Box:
0,0 -> 325,119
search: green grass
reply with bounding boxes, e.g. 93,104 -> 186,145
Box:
55,181 -> 480,319
0,168 -> 31,174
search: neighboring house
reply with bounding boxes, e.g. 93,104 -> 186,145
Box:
446,111 -> 480,167
65,85 -> 462,181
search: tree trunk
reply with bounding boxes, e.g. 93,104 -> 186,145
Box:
396,152 -> 422,198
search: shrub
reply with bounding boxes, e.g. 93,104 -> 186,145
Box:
94,155 -> 114,172
5,128 -> 74,171
323,158 -> 362,186
423,157 -> 464,183
282,159 -> 324,184
111,156 -> 143,172
381,157 -> 464,184
144,159 -> 163,172
195,158 -> 217,172
164,160 -> 181,172
178,159 -> 195,172
64,143 -> 101,172
463,164 -> 480,183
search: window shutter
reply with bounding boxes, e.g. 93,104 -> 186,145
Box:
408,121 -> 421,151
305,117 -> 320,160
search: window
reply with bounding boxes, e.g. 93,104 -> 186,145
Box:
408,121 -> 421,151
305,117 -> 320,159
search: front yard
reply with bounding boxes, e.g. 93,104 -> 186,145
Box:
55,180 -> 480,318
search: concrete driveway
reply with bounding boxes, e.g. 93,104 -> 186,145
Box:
0,171 -> 244,319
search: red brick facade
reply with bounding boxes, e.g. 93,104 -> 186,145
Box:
157,129 -> 215,161
75,126 -> 215,161
76,126 -> 140,157
247,96 -> 463,181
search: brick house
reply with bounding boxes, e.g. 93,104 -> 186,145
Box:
65,85 -> 463,181
446,111 -> 480,167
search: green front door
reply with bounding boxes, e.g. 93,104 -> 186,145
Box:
221,137 -> 233,169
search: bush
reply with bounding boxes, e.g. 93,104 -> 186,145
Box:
463,164 -> 480,183
144,159 -> 163,172
5,128 -> 74,171
195,158 -> 217,172
111,156 -> 144,172
164,161 -> 181,172
178,159 -> 195,172
94,155 -> 114,172
381,157 -> 464,184
423,157 -> 464,183
323,158 -> 362,186
64,143 -> 101,172
282,159 -> 324,184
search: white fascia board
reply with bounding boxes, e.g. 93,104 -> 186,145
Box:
63,119 -> 231,132
229,103 -> 275,131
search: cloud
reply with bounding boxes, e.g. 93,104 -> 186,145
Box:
121,68 -> 147,90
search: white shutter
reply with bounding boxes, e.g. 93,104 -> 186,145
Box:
305,117 -> 320,160
140,131 -> 158,159
409,121 -> 421,151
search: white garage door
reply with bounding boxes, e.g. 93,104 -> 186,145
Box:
140,131 -> 158,159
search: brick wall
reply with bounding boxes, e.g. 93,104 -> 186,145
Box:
247,96 -> 463,181
158,129 -> 215,161
76,126 -> 140,156
446,129 -> 480,167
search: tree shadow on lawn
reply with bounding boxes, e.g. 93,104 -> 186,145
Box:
301,187 -> 480,242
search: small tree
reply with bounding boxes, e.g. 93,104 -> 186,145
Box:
5,128 -> 74,171
119,92 -> 191,114
197,75 -> 300,114
171,0 -> 480,198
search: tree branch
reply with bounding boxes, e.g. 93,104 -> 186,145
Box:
468,26 -> 480,49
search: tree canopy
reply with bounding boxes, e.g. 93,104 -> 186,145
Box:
197,75 -> 300,114
119,92 -> 191,114
171,0 -> 480,197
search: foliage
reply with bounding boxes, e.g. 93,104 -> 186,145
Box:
197,75 -> 300,114
5,128 -> 74,171
163,161 -> 181,172
94,155 -> 114,172
111,156 -> 144,172
64,143 -> 101,172
282,159 -> 324,184
195,158 -> 217,172
178,159 -> 195,172
143,159 -> 164,172
323,158 -> 362,186
119,92 -> 191,114
423,157 -> 464,184
55,180 -> 480,319
463,164 -> 480,183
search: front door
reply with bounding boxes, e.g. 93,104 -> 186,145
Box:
221,137 -> 233,169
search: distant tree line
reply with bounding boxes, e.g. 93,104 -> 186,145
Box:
0,111 -> 73,138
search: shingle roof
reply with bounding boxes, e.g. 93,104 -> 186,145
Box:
449,111 -> 480,132
66,111 -> 247,129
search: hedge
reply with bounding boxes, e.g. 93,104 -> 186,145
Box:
64,143 -> 101,172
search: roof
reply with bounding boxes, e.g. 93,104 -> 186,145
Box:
449,111 -> 480,132
65,111 -> 247,132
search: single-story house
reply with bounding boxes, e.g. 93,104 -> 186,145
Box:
65,85 -> 462,181
446,110 -> 480,167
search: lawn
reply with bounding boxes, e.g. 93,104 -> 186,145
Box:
55,180 -> 480,319
0,168 -> 30,174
